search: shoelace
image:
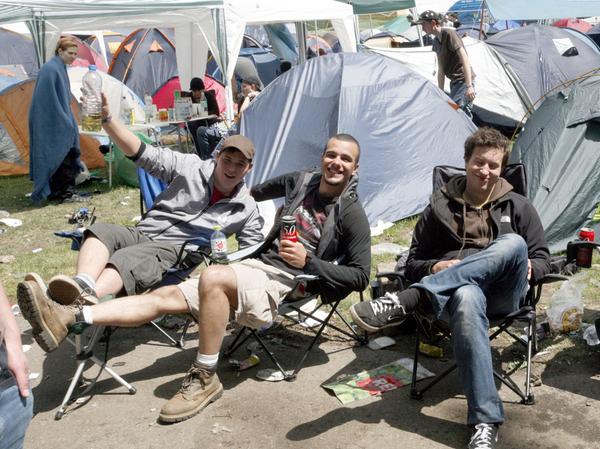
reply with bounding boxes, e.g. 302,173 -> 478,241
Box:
180,367 -> 207,393
470,424 -> 495,449
370,293 -> 403,314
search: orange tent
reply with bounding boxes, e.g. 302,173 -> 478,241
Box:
0,79 -> 105,176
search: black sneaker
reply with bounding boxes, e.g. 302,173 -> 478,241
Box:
468,423 -> 498,449
349,293 -> 408,333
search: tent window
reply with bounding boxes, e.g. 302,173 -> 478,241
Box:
124,40 -> 136,53
149,40 -> 164,53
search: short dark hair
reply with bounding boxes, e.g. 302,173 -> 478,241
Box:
190,77 -> 205,91
241,76 -> 262,91
464,127 -> 510,167
325,133 -> 361,163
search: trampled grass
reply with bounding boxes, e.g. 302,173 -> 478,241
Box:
0,172 -> 140,302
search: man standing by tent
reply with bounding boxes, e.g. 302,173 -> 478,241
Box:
414,10 -> 476,117
28,36 -> 84,202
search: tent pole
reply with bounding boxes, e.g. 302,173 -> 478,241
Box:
479,0 -> 486,40
296,22 -> 307,64
214,8 -> 234,124
411,8 -> 424,47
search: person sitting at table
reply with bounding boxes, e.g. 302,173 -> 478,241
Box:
190,77 -> 219,116
194,77 -> 262,160
187,77 -> 220,151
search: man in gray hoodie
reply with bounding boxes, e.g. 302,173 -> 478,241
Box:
17,95 -> 264,351
17,132 -> 371,425
350,128 -> 550,449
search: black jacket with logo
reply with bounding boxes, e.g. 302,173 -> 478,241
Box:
251,170 -> 371,301
405,176 -> 551,284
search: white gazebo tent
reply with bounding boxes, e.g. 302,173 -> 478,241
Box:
0,0 -> 357,119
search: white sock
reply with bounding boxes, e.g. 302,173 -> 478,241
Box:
195,352 -> 219,371
81,306 -> 94,324
75,273 -> 96,291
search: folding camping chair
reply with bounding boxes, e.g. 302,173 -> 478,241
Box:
224,257 -> 368,382
370,164 -> 568,406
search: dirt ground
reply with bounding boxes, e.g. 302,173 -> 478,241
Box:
19,313 -> 600,449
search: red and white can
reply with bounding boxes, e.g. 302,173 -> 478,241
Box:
280,215 -> 298,242
579,227 -> 595,242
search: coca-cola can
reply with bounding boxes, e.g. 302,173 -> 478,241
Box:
579,227 -> 595,242
280,215 -> 298,242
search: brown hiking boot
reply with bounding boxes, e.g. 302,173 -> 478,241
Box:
159,363 -> 223,423
48,274 -> 98,306
17,279 -> 78,352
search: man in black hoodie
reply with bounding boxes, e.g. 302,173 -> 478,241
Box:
350,128 -> 550,449
157,133 -> 371,423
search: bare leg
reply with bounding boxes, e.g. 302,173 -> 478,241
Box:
75,236 -> 110,279
196,265 -> 238,354
90,285 -> 188,327
95,266 -> 125,298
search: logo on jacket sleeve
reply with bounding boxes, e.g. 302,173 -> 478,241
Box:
501,215 -> 511,223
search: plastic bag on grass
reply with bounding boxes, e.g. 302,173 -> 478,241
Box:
546,274 -> 585,333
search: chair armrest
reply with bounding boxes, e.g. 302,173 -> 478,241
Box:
226,242 -> 264,263
294,274 -> 319,282
536,273 -> 569,285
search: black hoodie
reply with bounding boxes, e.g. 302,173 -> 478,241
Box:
405,175 -> 551,284
251,170 -> 371,302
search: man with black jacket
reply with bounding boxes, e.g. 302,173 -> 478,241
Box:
350,128 -> 551,449
155,132 -> 370,423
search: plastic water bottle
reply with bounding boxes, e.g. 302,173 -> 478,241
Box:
583,324 -> 600,346
144,92 -> 153,108
81,65 -> 102,131
210,225 -> 228,262
143,92 -> 154,121
120,95 -> 133,125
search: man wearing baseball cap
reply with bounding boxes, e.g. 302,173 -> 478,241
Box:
413,9 -> 476,117
18,94 -> 263,347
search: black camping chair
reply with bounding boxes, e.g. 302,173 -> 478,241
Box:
223,254 -> 369,382
371,164 -> 569,406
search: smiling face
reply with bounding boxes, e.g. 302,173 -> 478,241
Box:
58,45 -> 78,65
213,148 -> 252,195
319,137 -> 360,196
464,145 -> 504,200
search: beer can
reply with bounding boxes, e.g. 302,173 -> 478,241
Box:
579,227 -> 595,241
280,215 -> 298,242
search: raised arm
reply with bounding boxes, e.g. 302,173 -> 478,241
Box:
99,93 -> 142,157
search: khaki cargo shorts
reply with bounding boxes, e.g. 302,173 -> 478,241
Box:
177,259 -> 296,329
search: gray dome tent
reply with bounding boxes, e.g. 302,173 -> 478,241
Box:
241,52 -> 477,224
510,70 -> 600,251
487,25 -> 600,106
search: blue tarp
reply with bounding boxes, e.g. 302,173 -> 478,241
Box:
486,0 -> 600,20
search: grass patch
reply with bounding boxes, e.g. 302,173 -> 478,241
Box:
0,172 -> 140,302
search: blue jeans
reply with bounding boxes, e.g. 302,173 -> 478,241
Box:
0,379 -> 34,449
195,126 -> 225,160
450,80 -> 474,119
413,234 -> 529,425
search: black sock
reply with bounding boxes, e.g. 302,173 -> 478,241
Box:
395,287 -> 422,313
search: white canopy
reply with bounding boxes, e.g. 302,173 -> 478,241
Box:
366,37 -> 531,127
0,0 -> 357,119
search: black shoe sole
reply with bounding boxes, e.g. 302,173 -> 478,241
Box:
17,281 -> 59,352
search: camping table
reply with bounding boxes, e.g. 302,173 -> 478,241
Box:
79,122 -> 157,188
147,114 -> 217,153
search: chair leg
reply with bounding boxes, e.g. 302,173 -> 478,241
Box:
56,327 -> 136,420
223,326 -> 252,357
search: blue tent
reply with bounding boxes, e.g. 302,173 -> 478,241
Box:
448,0 -> 484,26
